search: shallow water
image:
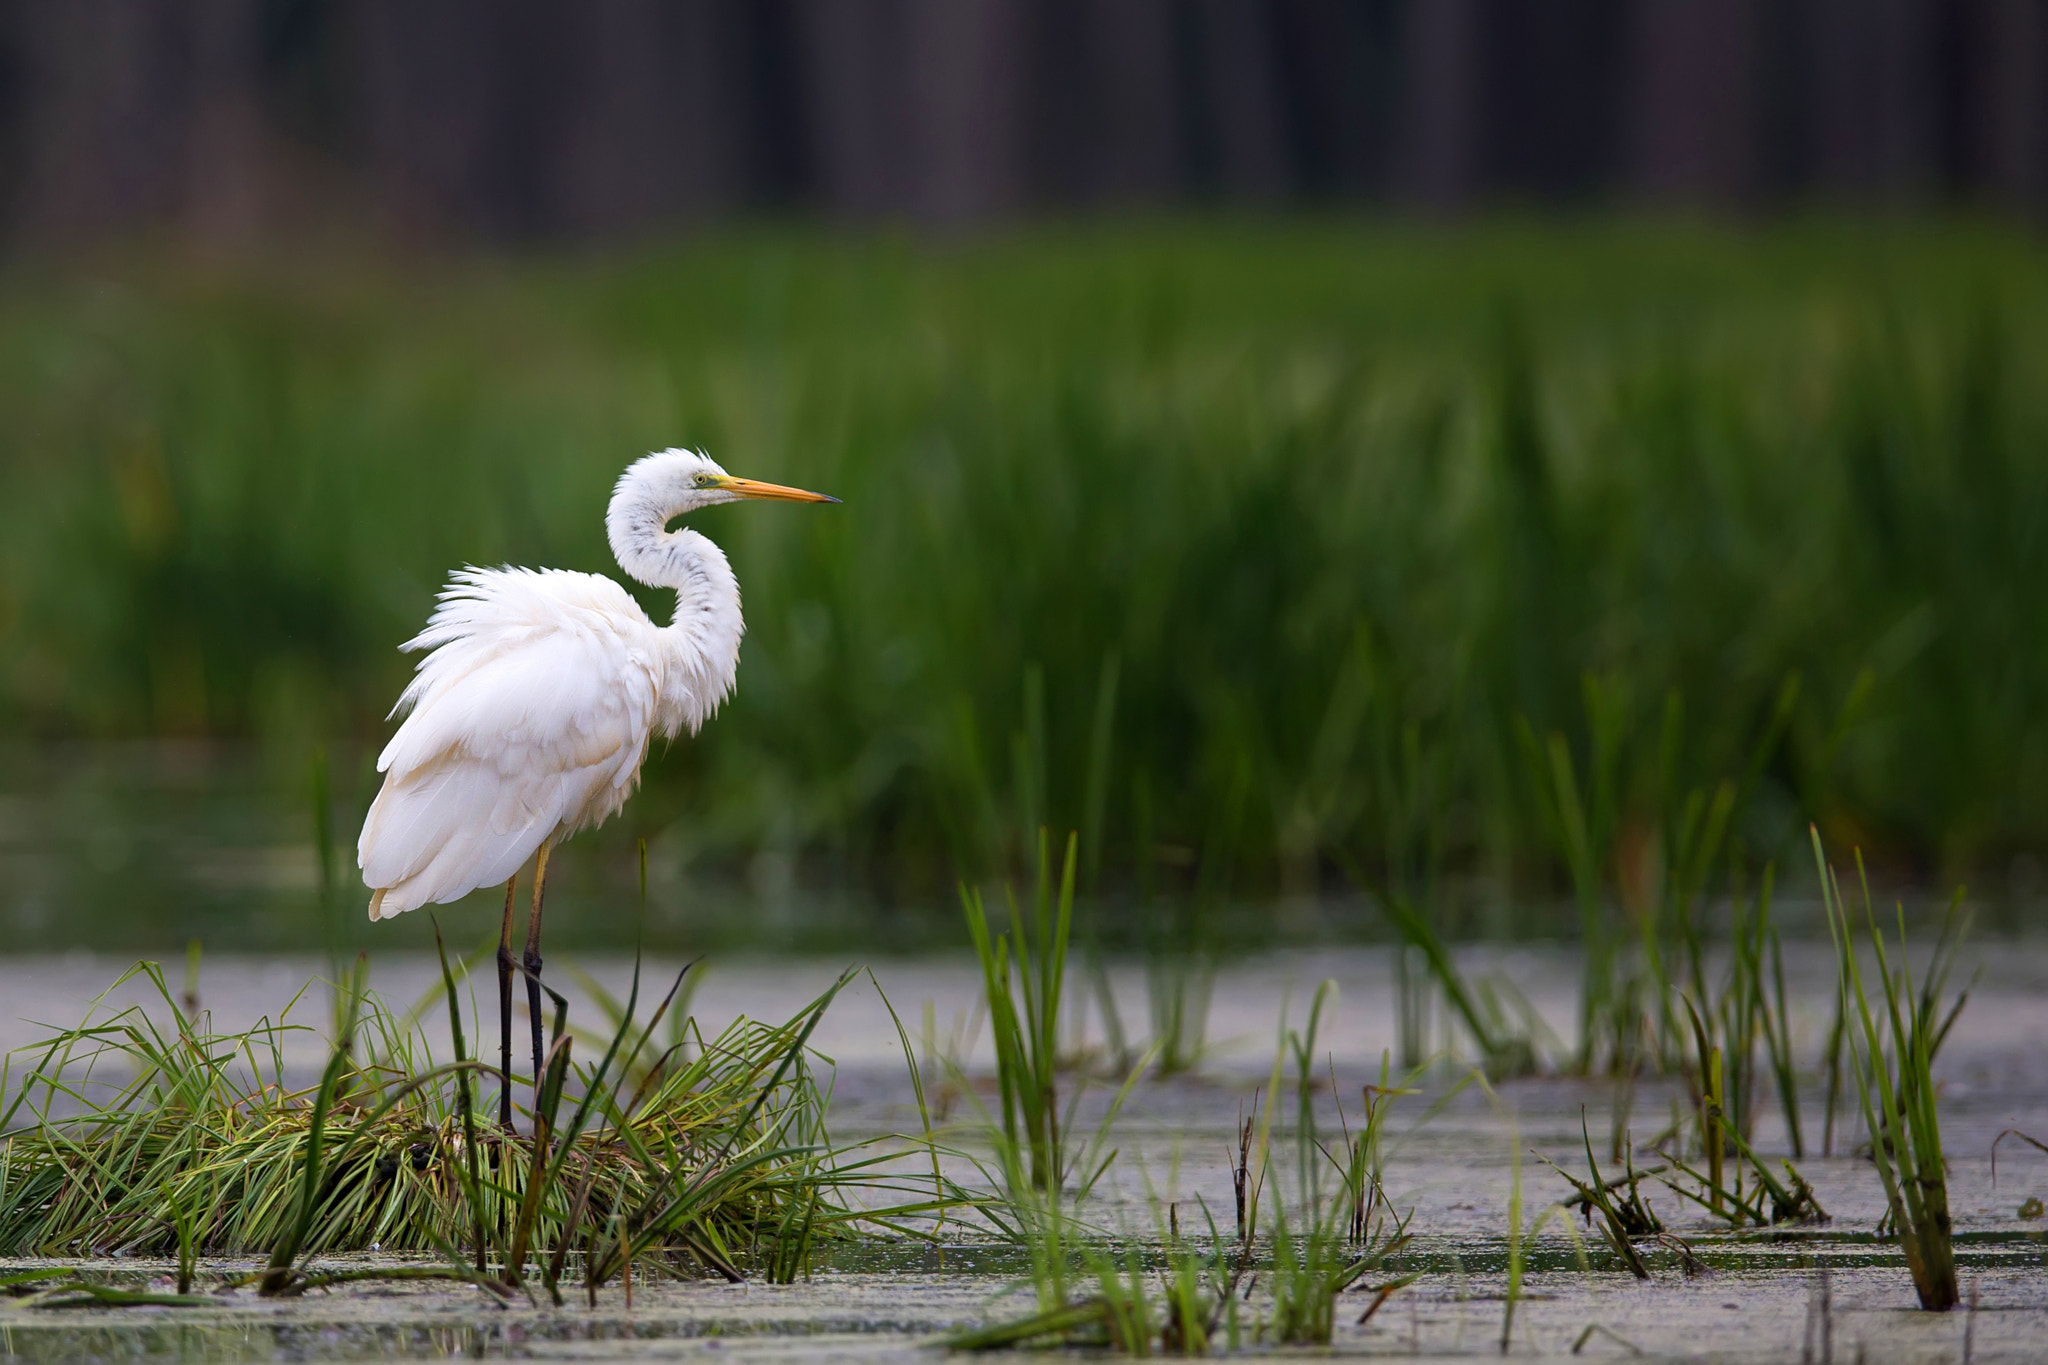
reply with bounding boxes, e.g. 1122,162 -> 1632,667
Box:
16,744 -> 2034,963
0,946 -> 2044,1360
0,743 -> 1408,957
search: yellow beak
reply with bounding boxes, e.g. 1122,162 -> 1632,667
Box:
720,475 -> 839,504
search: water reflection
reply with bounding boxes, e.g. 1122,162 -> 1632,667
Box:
0,743 -> 309,953
9,744 -> 2009,960
0,744 -> 1396,957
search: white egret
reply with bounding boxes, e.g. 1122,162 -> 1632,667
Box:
356,448 -> 836,1124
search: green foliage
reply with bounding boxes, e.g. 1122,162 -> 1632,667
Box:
4,227 -> 2048,942
1543,1115 -> 1662,1278
1260,1000 -> 1417,1347
0,956 -> 941,1292
948,1227 -> 1246,1356
960,834 -> 1150,1240
1510,671 -> 1800,1077
1366,879 -> 1539,1079
1815,829 -> 1967,1312
961,831 -> 1078,1194
952,988 -> 1417,1356
1657,992 -> 1828,1230
1138,757 -> 1230,1078
1634,864 -> 1824,1229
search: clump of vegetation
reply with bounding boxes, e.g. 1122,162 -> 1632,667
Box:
1367,880 -> 1541,1080
1653,992 -> 1827,1229
1509,672 -> 1802,1081
1259,992 -> 1417,1346
1815,829 -> 1968,1312
1618,862 -> 1824,1230
961,830 -> 1137,1200
0,947 -> 944,1300
1364,669 -> 1805,1086
947,1222 -> 1249,1356
1543,1116 -> 1665,1278
953,975 -> 1418,1355
0,1267 -> 215,1309
1536,851 -> 1828,1236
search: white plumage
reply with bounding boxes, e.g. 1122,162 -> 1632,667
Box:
357,448 -> 835,921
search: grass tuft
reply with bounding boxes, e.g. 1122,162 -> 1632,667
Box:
1814,827 -> 1966,1312
0,954 -> 940,1292
1260,999 -> 1417,1346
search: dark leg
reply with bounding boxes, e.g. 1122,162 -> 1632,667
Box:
497,876 -> 518,1130
524,840 -> 552,1107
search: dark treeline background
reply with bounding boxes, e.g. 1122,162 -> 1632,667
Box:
4,0 -> 2047,245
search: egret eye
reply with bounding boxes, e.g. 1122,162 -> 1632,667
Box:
694,473 -> 714,487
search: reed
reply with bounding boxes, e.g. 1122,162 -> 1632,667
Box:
1367,879 -> 1539,1080
961,830 -> 1077,1193
947,1222 -> 1245,1355
1813,828 -> 1967,1312
1497,1108 -> 1582,1355
1512,672 -> 1801,1080
1515,680 -> 1628,1076
1627,860 -> 1825,1230
1542,1114 -> 1660,1278
1260,996 -> 1417,1346
1137,769 -> 1221,1079
959,829 -> 1151,1251
950,986 -> 1416,1355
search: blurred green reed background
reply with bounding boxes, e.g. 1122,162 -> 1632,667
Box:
1,222 -> 2045,952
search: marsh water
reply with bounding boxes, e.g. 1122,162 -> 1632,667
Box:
0,944 -> 2043,1362
0,744 -> 1420,958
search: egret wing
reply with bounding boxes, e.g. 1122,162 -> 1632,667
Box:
358,601 -> 657,919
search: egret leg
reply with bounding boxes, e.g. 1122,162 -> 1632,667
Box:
496,875 -> 518,1130
524,840 -> 552,1109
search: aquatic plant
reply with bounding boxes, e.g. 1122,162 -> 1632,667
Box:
1735,869 -> 1806,1157
1259,994 -> 1417,1346
1542,1115 -> 1661,1278
1141,880 -> 1220,1081
1514,673 -> 1801,1080
952,986 -> 1417,1355
1653,1115 -> 1829,1230
1814,828 -> 1967,1312
1672,862 -> 1798,1154
0,1266 -> 214,1309
0,951 -> 947,1298
946,1095 -> 1210,1356
949,1201 -> 1249,1357
1365,877 -> 1539,1080
961,830 -> 1079,1194
1621,863 -> 1823,1231
1515,680 -> 1632,1076
1498,1108 -> 1582,1355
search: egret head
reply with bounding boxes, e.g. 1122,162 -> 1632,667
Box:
614,448 -> 836,516
608,448 -> 836,587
